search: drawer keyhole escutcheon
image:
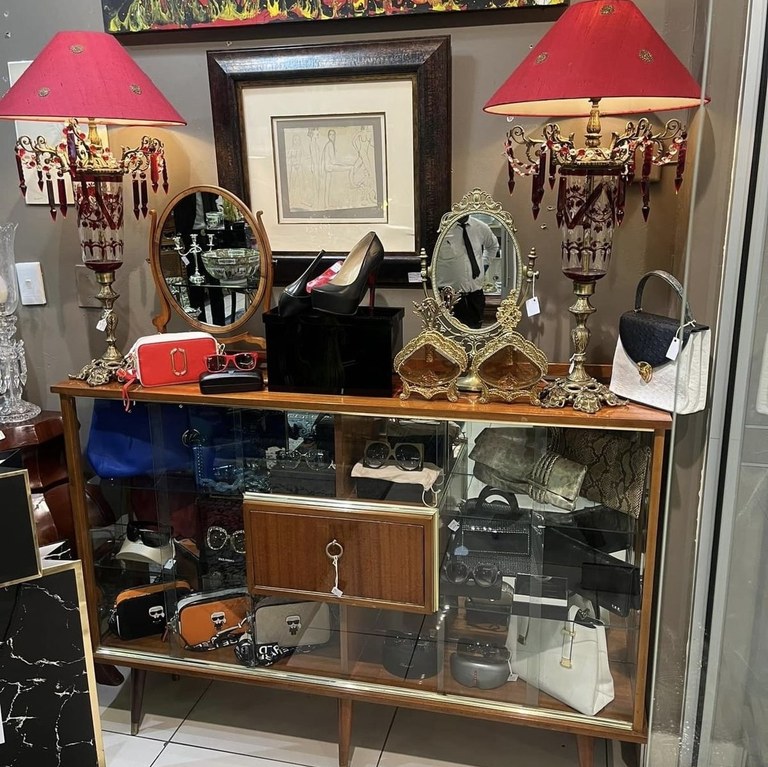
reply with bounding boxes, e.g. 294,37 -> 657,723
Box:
326,539 -> 344,597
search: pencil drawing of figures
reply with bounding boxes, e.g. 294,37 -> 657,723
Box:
272,114 -> 388,224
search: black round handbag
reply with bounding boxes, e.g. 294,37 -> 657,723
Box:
382,631 -> 439,680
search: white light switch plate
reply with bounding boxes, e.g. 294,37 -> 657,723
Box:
15,262 -> 46,305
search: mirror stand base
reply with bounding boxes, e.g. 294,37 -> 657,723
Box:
457,370 -> 483,393
539,376 -> 627,415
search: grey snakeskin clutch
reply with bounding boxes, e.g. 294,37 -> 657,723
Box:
549,429 -> 651,518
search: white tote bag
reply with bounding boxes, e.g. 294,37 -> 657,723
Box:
610,271 -> 710,414
506,605 -> 614,716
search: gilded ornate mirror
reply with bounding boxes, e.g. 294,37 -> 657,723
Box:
431,189 -> 524,332
150,185 -> 273,346
395,189 -> 547,403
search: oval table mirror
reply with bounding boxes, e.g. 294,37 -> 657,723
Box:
395,189 -> 548,403
150,185 -> 273,346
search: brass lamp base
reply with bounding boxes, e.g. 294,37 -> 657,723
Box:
539,278 -> 627,414
69,269 -> 124,386
70,357 -> 123,387
540,376 -> 626,415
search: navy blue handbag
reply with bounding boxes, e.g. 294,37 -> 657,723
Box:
86,399 -> 192,478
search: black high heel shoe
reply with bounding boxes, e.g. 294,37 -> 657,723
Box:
310,232 -> 384,316
278,250 -> 327,318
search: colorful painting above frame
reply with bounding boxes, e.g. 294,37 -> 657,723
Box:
103,0 -> 566,32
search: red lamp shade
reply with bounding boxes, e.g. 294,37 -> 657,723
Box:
484,0 -> 707,117
0,30 -> 185,126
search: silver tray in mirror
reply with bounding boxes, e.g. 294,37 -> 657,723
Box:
150,185 -> 273,346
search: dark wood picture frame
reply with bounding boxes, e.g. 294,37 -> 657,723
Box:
208,36 -> 451,287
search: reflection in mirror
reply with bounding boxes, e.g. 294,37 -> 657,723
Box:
160,191 -> 259,326
431,193 -> 522,332
152,185 -> 272,343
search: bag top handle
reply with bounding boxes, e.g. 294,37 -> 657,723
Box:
634,270 -> 694,325
477,484 -> 519,512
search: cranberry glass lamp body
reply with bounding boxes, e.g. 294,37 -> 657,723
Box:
76,171 -> 125,379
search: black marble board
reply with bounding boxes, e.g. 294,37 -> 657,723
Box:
0,562 -> 103,766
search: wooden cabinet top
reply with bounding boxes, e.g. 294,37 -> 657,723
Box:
52,379 -> 672,431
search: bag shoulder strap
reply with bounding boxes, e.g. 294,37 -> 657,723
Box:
635,270 -> 694,324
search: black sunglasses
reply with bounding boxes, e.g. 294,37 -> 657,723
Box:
363,441 -> 423,472
456,637 -> 510,660
442,559 -> 500,588
275,448 -> 333,471
126,521 -> 171,549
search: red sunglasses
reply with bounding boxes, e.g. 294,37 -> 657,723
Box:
205,352 -> 258,373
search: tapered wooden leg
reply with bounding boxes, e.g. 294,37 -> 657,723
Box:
576,735 -> 594,767
338,698 -> 352,767
620,741 -> 640,767
131,669 -> 147,736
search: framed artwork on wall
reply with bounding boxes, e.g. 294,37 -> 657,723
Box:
103,0 -> 566,33
208,37 -> 451,287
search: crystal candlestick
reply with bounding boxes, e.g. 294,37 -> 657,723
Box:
0,223 -> 41,424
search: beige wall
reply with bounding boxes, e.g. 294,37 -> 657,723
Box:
0,0 -> 701,412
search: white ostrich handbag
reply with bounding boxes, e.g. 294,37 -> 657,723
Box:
506,605 -> 614,716
610,271 -> 710,414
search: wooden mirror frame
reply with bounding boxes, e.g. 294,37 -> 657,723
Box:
149,185 -> 274,346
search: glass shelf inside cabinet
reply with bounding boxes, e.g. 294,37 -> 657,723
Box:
441,598 -> 638,725
343,606 -> 449,693
240,411 -> 466,511
423,421 -> 652,722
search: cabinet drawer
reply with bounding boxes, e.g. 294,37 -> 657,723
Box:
245,500 -> 438,613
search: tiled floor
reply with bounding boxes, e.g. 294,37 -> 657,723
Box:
98,671 -> 620,767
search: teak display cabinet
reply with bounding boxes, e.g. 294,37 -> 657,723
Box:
53,380 -> 671,767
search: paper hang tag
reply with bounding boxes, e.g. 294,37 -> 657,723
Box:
525,296 -> 540,317
181,256 -> 190,266
96,318 -> 107,332
331,586 -> 343,597
448,519 -> 460,532
568,359 -> 575,375
666,336 -> 682,360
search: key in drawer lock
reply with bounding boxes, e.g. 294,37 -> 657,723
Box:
326,539 -> 344,598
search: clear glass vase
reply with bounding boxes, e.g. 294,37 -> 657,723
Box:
0,223 -> 41,424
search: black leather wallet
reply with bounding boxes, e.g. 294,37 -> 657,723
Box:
543,528 -> 640,616
581,561 -> 641,617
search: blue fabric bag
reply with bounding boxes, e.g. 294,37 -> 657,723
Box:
86,399 -> 192,478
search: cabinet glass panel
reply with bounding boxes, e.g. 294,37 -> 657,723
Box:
79,395 -> 655,724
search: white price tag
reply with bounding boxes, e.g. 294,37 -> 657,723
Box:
181,256 -> 190,266
96,318 -> 107,332
408,271 -> 422,284
525,296 -> 540,317
666,336 -> 681,360
568,359 -> 575,374
448,519 -> 460,532
0,431 -> 5,441
0,703 -> 5,744
331,586 -> 343,597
